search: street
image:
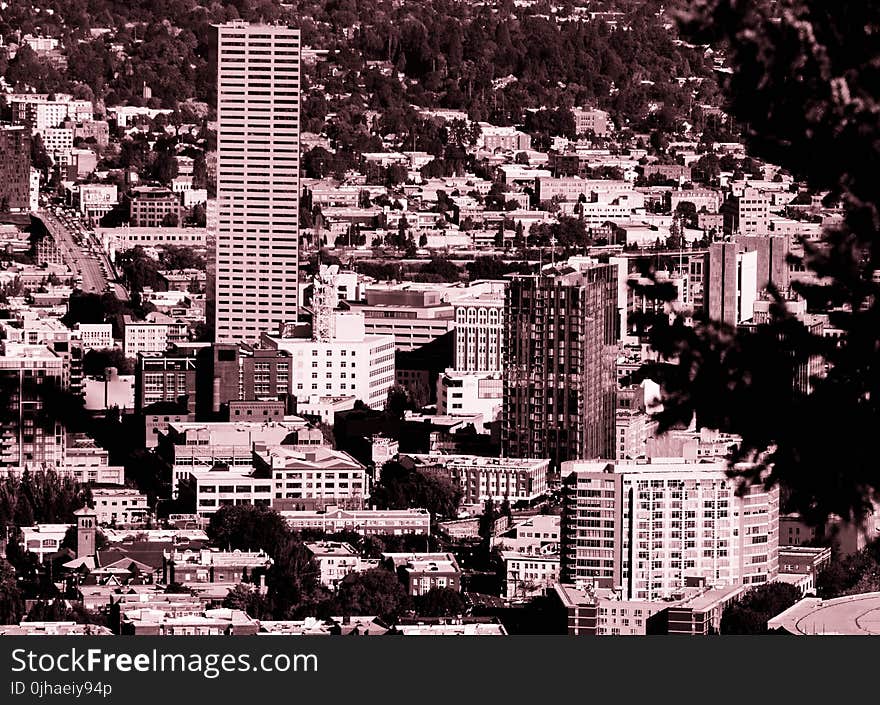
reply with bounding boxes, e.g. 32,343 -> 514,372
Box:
34,208 -> 120,296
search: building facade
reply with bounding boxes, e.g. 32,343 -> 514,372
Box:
0,126 -> 32,211
213,22 -> 301,344
400,453 -> 550,504
561,459 -> 780,601
503,259 -> 618,466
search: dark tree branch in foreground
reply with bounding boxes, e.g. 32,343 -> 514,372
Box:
636,2 -> 880,524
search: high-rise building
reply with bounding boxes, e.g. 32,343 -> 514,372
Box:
503,258 -> 618,466
0,126 -> 32,212
212,22 -> 301,344
734,233 -> 791,295
0,344 -> 67,469
561,459 -> 780,600
707,242 -> 758,326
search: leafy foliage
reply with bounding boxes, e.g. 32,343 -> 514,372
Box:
207,505 -> 291,559
372,460 -> 462,520
333,567 -> 412,623
0,470 -> 91,527
634,1 -> 880,524
721,582 -> 802,634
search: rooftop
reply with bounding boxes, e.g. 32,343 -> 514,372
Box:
768,593 -> 880,635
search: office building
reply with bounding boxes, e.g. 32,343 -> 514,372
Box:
91,488 -> 150,525
127,187 -> 183,228
350,283 -> 456,352
159,417 -> 321,496
436,370 -> 503,421
503,258 -> 618,466
255,445 -> 369,511
503,552 -> 560,599
382,553 -> 462,596
304,541 -> 367,588
262,307 -> 395,411
723,187 -> 770,235
572,107 -> 611,137
734,233 -> 791,294
134,353 -> 198,414
452,281 -> 506,373
707,242 -> 758,325
213,22 -> 301,344
10,94 -> 93,134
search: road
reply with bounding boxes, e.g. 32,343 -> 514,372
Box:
35,209 -> 120,296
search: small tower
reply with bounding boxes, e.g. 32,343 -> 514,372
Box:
74,506 -> 97,559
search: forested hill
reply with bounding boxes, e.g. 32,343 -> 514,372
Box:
0,0 -> 718,129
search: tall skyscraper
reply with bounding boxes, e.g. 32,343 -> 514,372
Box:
502,258 -> 618,467
212,22 -> 301,344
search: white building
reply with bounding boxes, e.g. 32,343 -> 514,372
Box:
41,127 -> 74,160
30,168 -> 40,212
162,417 -> 321,497
561,459 -> 780,601
91,488 -> 150,525
436,370 -> 502,424
452,281 -> 506,373
122,316 -> 169,357
572,107 -> 611,137
400,454 -> 550,504
492,514 -> 561,555
213,22 -> 301,344
263,310 -> 395,410
73,323 -> 114,350
503,552 -> 560,599
304,541 -> 367,588
11,95 -> 93,134
78,185 -> 119,222
256,445 -> 369,510
189,466 -> 274,517
20,524 -> 72,561
281,506 -> 431,536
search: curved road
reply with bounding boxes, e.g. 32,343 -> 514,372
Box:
35,210 -> 121,297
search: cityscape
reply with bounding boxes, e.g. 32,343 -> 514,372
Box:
0,0 -> 873,638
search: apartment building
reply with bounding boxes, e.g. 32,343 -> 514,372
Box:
399,453 -> 550,504
560,459 -> 780,600
503,258 -> 618,466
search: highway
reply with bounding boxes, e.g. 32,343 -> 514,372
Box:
35,209 -> 120,296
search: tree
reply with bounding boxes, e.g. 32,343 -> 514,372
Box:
418,257 -> 461,282
0,558 -> 24,625
265,537 -> 323,619
372,460 -> 462,520
207,505 -> 291,559
223,584 -> 271,619
30,134 -> 52,175
633,2 -> 880,526
159,245 -> 205,271
385,384 -> 410,419
83,348 -> 133,376
721,583 -> 802,634
334,568 -> 411,623
160,212 -> 179,227
414,587 -> 465,617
